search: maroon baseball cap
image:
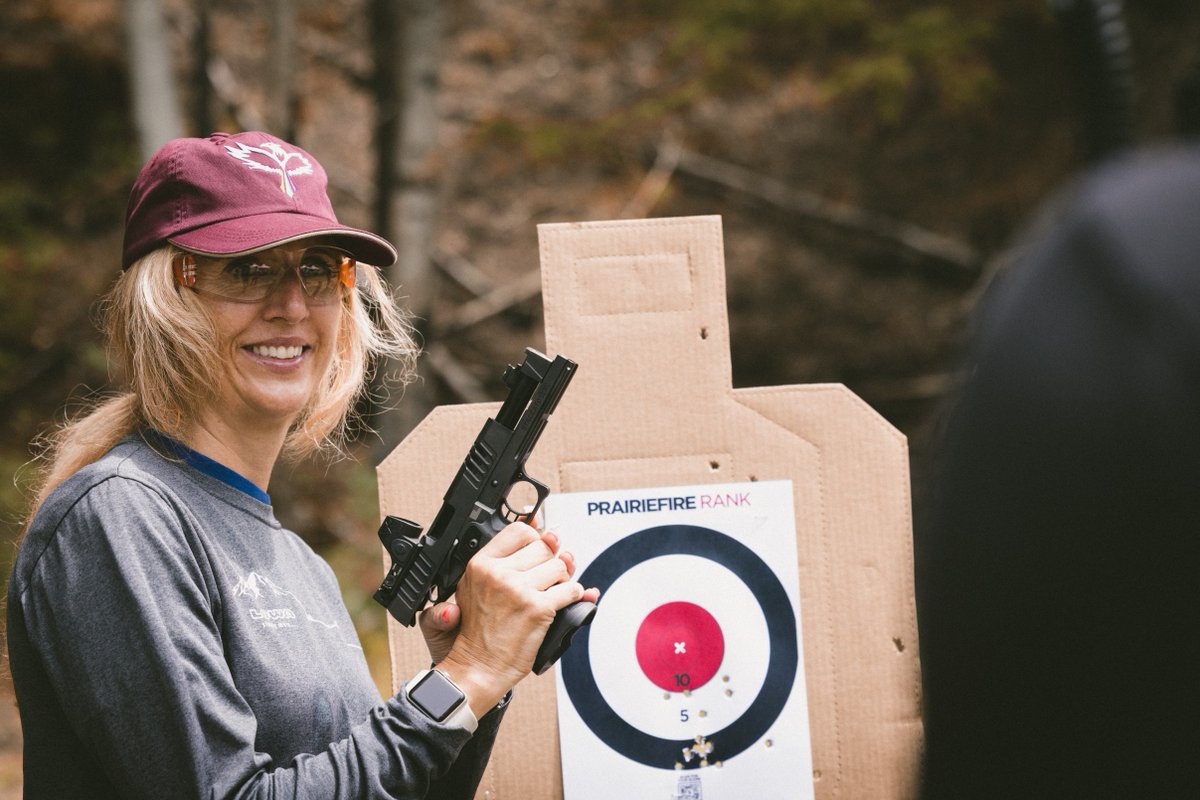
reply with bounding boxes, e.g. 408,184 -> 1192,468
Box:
121,131 -> 397,269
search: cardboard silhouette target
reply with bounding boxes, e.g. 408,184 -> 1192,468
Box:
377,215 -> 922,799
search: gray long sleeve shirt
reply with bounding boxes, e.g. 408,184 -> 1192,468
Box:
7,434 -> 501,799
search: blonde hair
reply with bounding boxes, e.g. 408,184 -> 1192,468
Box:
27,245 -> 417,520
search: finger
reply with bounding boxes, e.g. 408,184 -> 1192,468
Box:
557,548 -> 577,578
514,510 -> 542,531
478,521 -> 540,558
418,601 -> 460,635
418,601 -> 461,666
502,535 -> 559,573
498,529 -> 565,573
539,529 -> 561,555
541,579 -> 588,609
525,554 -> 572,590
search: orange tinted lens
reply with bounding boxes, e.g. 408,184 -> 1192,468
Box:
182,247 -> 355,304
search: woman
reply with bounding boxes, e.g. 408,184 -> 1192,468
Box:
6,131 -> 597,799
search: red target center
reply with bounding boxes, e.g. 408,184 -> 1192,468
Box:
634,601 -> 724,692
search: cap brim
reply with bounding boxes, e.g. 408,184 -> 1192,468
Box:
168,211 -> 397,267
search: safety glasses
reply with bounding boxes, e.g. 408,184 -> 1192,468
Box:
173,246 -> 357,305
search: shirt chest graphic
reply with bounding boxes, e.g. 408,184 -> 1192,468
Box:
230,569 -> 338,631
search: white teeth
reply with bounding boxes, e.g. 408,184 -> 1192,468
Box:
251,345 -> 303,360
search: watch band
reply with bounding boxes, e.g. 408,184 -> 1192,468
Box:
405,668 -> 479,733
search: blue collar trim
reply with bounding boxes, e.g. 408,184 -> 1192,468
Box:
146,430 -> 272,505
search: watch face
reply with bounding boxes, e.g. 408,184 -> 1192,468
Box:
410,670 -> 464,722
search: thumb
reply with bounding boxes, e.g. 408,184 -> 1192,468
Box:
418,601 -> 461,666
419,601 -> 461,635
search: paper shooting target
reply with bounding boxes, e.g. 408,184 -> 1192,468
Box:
548,480 -> 814,799
560,524 -> 799,768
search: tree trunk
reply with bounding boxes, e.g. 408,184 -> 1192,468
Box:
373,0 -> 446,453
190,0 -> 213,135
266,0 -> 297,140
1050,0 -> 1136,163
123,0 -> 184,160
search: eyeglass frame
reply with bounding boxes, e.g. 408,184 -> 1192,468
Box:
172,246 -> 357,305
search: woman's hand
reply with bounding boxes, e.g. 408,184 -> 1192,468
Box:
426,521 -> 599,717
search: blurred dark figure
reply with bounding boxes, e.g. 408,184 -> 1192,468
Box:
917,145 -> 1200,799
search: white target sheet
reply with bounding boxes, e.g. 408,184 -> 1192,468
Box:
544,480 -> 814,800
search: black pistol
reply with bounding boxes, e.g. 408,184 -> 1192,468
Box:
373,347 -> 597,674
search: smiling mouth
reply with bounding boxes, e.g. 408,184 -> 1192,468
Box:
248,345 -> 305,360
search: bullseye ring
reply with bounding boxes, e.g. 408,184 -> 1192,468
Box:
635,601 -> 724,692
561,524 -> 798,769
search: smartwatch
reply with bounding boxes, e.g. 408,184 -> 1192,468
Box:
405,669 -> 478,732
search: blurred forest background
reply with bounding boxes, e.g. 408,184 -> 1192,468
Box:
3,0 -> 1200,793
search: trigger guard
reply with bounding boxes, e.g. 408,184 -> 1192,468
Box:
501,481 -> 548,523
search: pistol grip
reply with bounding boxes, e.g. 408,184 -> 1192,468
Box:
532,599 -> 598,675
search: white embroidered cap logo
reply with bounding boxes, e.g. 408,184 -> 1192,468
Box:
224,141 -> 314,198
